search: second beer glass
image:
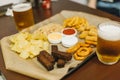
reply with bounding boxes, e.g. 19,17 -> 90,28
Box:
12,2 -> 34,31
96,22 -> 120,65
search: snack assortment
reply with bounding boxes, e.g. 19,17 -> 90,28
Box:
64,16 -> 97,60
9,16 -> 97,71
64,16 -> 97,46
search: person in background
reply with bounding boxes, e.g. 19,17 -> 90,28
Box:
88,0 -> 97,8
70,0 -> 97,8
71,0 -> 120,17
97,0 -> 120,17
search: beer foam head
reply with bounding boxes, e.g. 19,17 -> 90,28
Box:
98,24 -> 120,41
12,3 -> 31,12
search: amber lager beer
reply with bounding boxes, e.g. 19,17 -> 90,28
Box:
12,3 -> 34,31
96,22 -> 120,65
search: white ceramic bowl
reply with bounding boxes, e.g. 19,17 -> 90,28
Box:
48,32 -> 62,44
61,28 -> 77,37
61,36 -> 78,47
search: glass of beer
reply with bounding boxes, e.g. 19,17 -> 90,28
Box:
96,22 -> 120,65
12,2 -> 34,31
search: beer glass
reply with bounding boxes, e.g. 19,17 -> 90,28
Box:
12,2 -> 34,31
96,22 -> 120,65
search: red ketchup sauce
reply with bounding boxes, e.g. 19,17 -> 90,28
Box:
63,28 -> 75,35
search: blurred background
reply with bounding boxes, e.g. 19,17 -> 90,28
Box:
70,0 -> 120,17
0,0 -> 120,17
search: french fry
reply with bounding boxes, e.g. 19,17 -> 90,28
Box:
85,40 -> 97,46
85,36 -> 97,42
79,31 -> 89,39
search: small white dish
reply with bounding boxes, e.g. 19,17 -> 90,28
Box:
61,36 -> 78,47
48,32 -> 62,44
61,28 -> 77,37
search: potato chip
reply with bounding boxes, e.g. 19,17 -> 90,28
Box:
9,31 -> 50,59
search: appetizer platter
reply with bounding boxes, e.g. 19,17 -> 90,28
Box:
0,10 -> 115,80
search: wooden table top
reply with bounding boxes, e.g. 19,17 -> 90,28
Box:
0,0 -> 120,80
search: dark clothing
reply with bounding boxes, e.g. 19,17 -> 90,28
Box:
97,0 -> 120,17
